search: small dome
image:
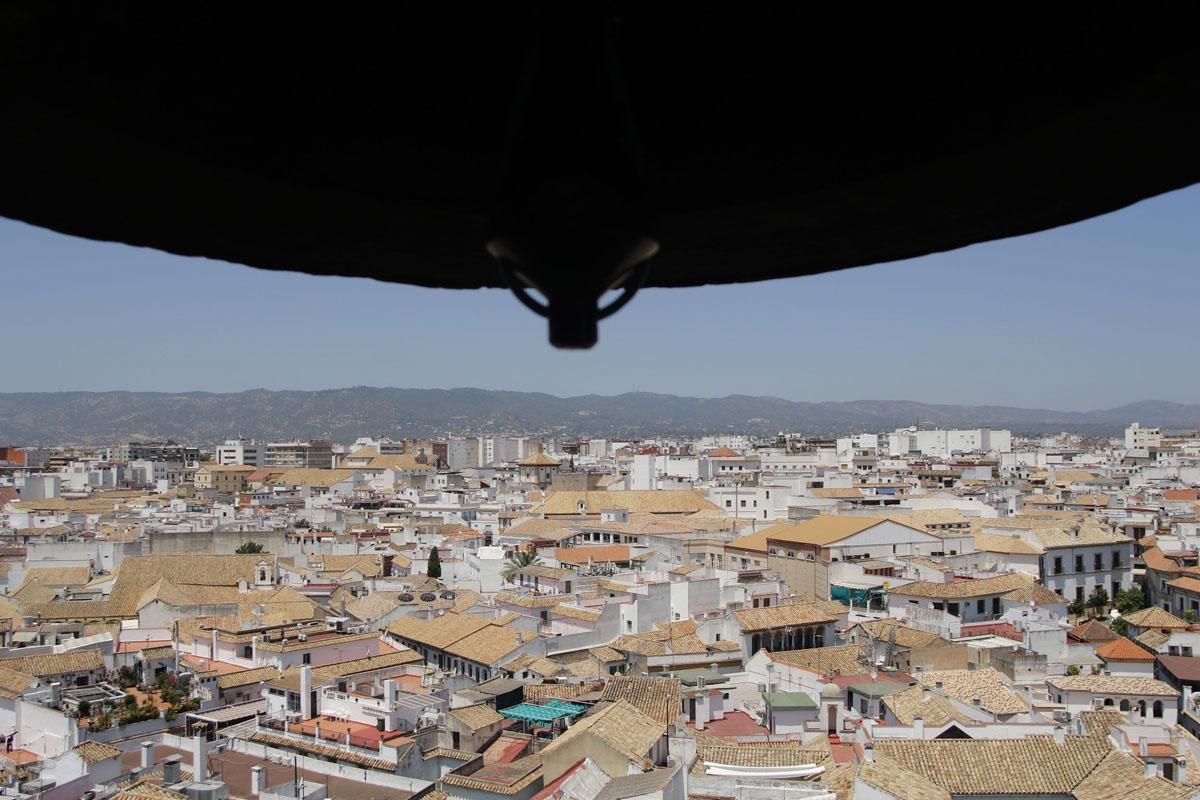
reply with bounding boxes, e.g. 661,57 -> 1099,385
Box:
821,683 -> 841,698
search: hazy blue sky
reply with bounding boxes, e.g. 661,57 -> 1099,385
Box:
1,184 -> 1197,409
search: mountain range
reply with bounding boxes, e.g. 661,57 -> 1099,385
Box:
0,389 -> 1197,444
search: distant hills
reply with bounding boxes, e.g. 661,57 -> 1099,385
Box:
0,389 -> 1197,444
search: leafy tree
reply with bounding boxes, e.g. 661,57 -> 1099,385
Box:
426,547 -> 442,579
1066,664 -> 1081,676
76,700 -> 91,718
1087,587 -> 1109,614
1111,617 -> 1129,637
1068,598 -> 1086,618
501,550 -> 542,584
235,541 -> 265,554
1116,587 -> 1146,615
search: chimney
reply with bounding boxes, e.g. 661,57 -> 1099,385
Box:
1145,758 -> 1157,779
192,735 -> 208,782
384,678 -> 396,708
1053,725 -> 1065,745
972,696 -> 982,708
1139,736 -> 1149,757
935,680 -> 944,690
300,665 -> 313,719
340,595 -> 347,616
862,741 -> 875,763
49,682 -> 61,706
1129,705 -> 1139,724
250,765 -> 265,796
913,715 -> 924,739
140,741 -> 154,769
1176,755 -> 1188,785
162,755 -> 182,785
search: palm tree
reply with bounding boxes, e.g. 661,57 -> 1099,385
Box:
502,550 -> 542,584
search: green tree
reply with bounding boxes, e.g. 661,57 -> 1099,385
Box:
426,547 -> 442,579
1116,587 -> 1146,615
235,541 -> 265,554
1111,617 -> 1129,637
1087,586 -> 1109,615
75,699 -> 91,718
1068,598 -> 1086,618
501,550 -> 542,584
1066,664 -> 1081,676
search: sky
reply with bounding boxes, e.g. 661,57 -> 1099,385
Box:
1,184 -> 1197,409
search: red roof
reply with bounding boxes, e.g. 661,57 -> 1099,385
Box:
1164,489 -> 1198,502
1157,654 -> 1200,682
1068,619 -> 1120,643
1096,637 -> 1155,662
708,447 -> 741,458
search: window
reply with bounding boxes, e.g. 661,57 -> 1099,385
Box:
1112,550 -> 1122,568
1153,700 -> 1164,718
725,500 -> 732,508
302,653 -> 311,665
243,645 -> 252,659
1054,557 -> 1063,574
1075,555 -> 1084,573
1094,553 -> 1103,571
740,500 -> 746,507
977,599 -> 985,614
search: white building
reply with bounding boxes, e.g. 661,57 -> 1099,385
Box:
216,438 -> 261,466
1126,423 -> 1163,450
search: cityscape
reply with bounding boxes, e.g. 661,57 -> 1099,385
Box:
0,419 -> 1198,800
1,8 -> 1198,800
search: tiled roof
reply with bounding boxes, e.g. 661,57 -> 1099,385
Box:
770,644 -> 865,677
1073,749 -> 1193,800
691,730 -> 831,775
1124,606 -> 1188,629
1046,675 -> 1178,696
889,572 -> 1035,600
598,675 -> 681,725
1136,628 -> 1171,649
1095,637 -> 1155,662
441,754 -> 543,794
734,600 -> 839,632
0,665 -> 35,700
248,731 -> 395,770
881,684 -> 972,727
855,619 -> 947,650
450,703 -> 504,731
0,649 -> 104,677
524,682 -> 603,702
535,490 -> 719,515
554,545 -> 631,564
552,604 -> 601,622
1143,546 -> 1183,575
314,648 -> 424,679
542,699 -> 664,765
875,734 -> 1111,796
495,592 -> 565,609
1069,619 -> 1121,643
444,624 -> 531,666
422,747 -> 479,762
216,665 -> 280,689
1002,581 -> 1064,605
72,740 -> 122,764
917,668 -> 1026,715
386,612 -> 492,649
857,756 -> 952,800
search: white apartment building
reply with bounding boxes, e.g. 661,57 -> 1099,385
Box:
446,436 -> 480,470
215,438 -> 261,466
1125,422 -> 1163,450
